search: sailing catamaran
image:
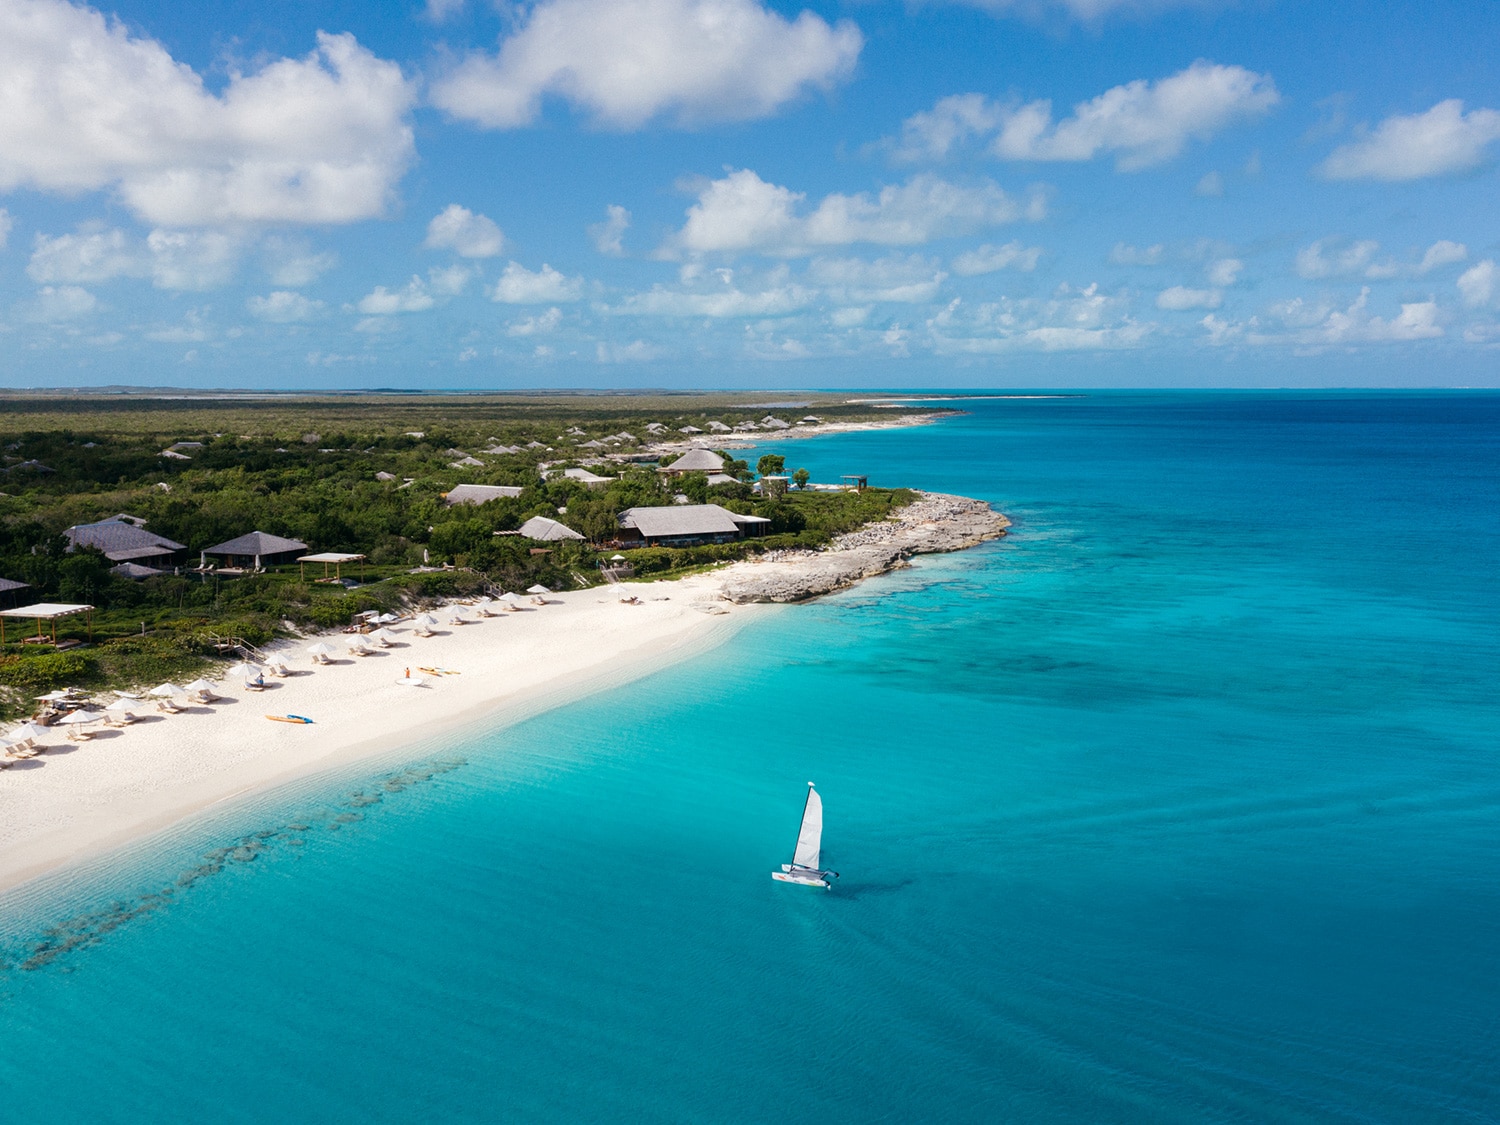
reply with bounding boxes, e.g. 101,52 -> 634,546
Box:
772,782 -> 838,888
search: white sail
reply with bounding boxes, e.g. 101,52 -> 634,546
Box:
792,785 -> 823,870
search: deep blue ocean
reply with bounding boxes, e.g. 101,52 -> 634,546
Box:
2,392 -> 1498,1122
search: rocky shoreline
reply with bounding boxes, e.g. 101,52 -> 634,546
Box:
716,492 -> 1010,604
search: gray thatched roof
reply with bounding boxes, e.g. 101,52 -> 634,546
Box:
0,577 -> 29,594
446,484 -> 524,506
619,504 -> 742,538
65,519 -> 185,562
202,531 -> 308,557
662,448 -> 725,473
517,516 -> 584,541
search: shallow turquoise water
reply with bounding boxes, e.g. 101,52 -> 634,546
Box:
2,392 -> 1497,1122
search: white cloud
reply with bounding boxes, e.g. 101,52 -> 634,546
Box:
947,0 -> 1234,22
28,285 -> 97,321
951,240 -> 1042,276
1321,100 -> 1500,181
263,240 -> 337,287
809,254 -> 947,302
0,3 -> 416,226
507,307 -> 564,336
1110,242 -> 1164,265
1194,170 -> 1224,196
1156,285 -> 1221,310
890,94 -> 1004,163
1251,287 -> 1445,347
596,339 -> 663,363
1417,240 -> 1467,274
490,261 -> 584,303
0,208 -> 11,249
145,229 -> 241,290
829,306 -> 871,327
1296,238 -> 1381,280
929,280 -> 1152,353
357,277 -> 436,314
1297,237 -> 1468,282
1206,257 -> 1242,286
1458,260 -> 1495,308
590,205 -> 631,256
427,264 -> 477,296
248,290 -> 324,322
424,204 -> 505,258
609,283 -> 814,317
430,0 -> 861,130
669,169 -> 1036,257
28,225 -> 240,290
902,63 -> 1277,171
425,0 -> 465,20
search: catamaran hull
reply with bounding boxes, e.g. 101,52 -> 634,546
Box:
772,870 -> 830,888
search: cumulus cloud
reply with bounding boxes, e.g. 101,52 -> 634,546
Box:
1110,242 -> 1164,266
1156,285 -> 1221,310
27,285 -> 97,321
430,0 -> 861,130
668,169 -> 1037,257
357,277 -> 437,314
1297,237 -> 1469,281
490,261 -> 584,303
1206,257 -> 1242,287
1458,260 -> 1495,308
0,3 -> 416,226
507,307 -> 564,336
809,254 -> 948,303
0,208 -> 11,249
951,240 -> 1042,276
1321,100 -> 1500,181
424,204 -> 505,258
1250,287 -> 1445,347
590,205 -> 631,256
28,225 -> 242,290
248,290 -> 324,322
608,281 -> 815,317
927,280 -> 1151,354
893,63 -> 1277,172
263,240 -> 338,287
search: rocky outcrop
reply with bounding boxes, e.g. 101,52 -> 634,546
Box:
717,492 -> 1009,604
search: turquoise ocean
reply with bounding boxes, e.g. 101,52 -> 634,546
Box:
2,392 -> 1498,1122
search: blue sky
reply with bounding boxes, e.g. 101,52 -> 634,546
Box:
1,0 -> 1498,389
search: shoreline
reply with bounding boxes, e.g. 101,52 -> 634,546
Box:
0,490 -> 1007,902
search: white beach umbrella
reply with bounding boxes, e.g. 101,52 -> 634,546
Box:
225,662 -> 262,678
56,709 -> 103,725
306,643 -> 336,657
375,612 -> 402,624
415,613 -> 438,627
104,698 -> 137,713
184,679 -> 217,694
499,592 -> 524,605
394,675 -> 429,688
610,554 -> 626,561
371,628 -> 397,644
149,683 -> 185,698
10,723 -> 49,743
526,584 -> 551,595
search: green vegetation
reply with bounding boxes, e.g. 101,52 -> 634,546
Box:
0,392 -> 929,716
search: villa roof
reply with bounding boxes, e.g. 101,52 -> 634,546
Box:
0,577 -> 29,594
517,516 -> 584,541
619,504 -> 743,539
445,483 -> 524,506
65,519 -> 185,561
662,448 -> 725,473
202,531 -> 308,557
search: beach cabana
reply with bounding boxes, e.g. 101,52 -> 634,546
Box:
0,602 -> 94,645
298,552 -> 366,583
201,531 -> 308,571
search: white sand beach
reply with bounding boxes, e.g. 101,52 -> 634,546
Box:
0,573 -> 755,895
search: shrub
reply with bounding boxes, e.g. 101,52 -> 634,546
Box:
0,651 -> 100,690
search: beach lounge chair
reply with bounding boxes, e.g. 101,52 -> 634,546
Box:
244,676 -> 266,692
66,725 -> 93,742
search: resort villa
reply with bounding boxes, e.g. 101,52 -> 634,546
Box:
616,504 -> 770,548
64,518 -> 186,570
